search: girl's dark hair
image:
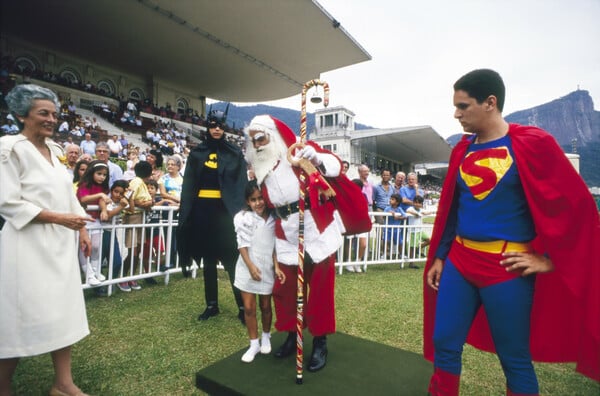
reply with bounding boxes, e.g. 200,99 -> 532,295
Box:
244,179 -> 260,202
390,193 -> 402,203
243,179 -> 269,214
79,160 -> 109,192
72,159 -> 89,183
111,179 -> 129,191
149,149 -> 163,168
134,160 -> 153,178
414,195 -> 424,204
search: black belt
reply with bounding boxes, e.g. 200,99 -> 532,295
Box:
274,200 -> 310,220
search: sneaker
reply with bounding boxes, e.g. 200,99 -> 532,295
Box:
241,344 -> 261,363
87,276 -> 101,286
129,281 -> 142,290
346,265 -> 356,273
354,265 -> 363,273
145,277 -> 158,285
117,282 -> 131,292
260,335 -> 272,354
95,272 -> 106,282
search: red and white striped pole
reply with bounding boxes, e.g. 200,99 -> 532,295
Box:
293,79 -> 329,384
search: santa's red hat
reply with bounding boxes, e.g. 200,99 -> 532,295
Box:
247,115 -> 297,147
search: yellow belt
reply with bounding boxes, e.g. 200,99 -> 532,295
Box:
198,189 -> 221,198
455,236 -> 531,254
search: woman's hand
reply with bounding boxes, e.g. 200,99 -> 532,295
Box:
100,209 -> 109,222
500,252 -> 554,276
426,257 -> 444,291
58,213 -> 94,230
79,228 -> 92,257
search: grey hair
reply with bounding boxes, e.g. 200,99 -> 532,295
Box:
168,154 -> 183,168
5,84 -> 60,129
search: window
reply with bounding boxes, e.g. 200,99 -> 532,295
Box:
97,80 -> 116,96
15,56 -> 39,74
129,88 -> 145,101
60,68 -> 82,85
176,98 -> 189,114
324,114 -> 333,127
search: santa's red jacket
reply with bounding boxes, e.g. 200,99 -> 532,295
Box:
423,124 -> 600,381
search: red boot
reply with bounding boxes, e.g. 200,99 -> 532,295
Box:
428,367 -> 460,396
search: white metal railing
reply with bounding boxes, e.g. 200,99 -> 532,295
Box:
81,205 -> 198,296
80,207 -> 434,296
335,211 -> 433,273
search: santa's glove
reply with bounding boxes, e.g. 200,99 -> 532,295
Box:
296,145 -> 322,166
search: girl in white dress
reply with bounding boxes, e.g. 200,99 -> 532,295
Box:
233,180 -> 285,363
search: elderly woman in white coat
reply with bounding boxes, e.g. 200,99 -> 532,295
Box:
0,84 -> 92,396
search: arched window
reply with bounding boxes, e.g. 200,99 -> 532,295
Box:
176,97 -> 189,114
14,56 -> 39,75
129,88 -> 144,101
97,79 -> 116,96
59,68 -> 82,85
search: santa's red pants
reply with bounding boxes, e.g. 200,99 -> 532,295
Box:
273,254 -> 336,337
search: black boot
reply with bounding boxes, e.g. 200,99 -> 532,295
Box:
198,304 -> 220,321
274,332 -> 296,358
307,336 -> 328,372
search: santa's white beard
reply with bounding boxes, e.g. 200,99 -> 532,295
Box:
250,140 -> 285,185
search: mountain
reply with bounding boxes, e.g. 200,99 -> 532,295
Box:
209,102 -> 372,133
446,90 -> 600,187
505,90 -> 600,147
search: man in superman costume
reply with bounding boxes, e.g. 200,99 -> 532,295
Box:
424,69 -> 599,395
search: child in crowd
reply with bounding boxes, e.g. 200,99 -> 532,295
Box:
72,159 -> 89,193
99,180 -> 130,291
73,159 -> 90,275
233,180 -> 285,363
120,161 -> 154,291
123,148 -> 139,181
76,160 -> 111,286
405,195 -> 433,260
383,193 -> 407,258
142,179 -> 169,283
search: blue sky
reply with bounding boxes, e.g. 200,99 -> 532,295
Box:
228,0 -> 600,138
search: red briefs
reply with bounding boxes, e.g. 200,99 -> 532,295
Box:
448,237 -> 531,288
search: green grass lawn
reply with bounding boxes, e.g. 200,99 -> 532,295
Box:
12,265 -> 599,395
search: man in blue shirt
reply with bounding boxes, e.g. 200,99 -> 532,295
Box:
399,172 -> 424,211
372,169 -> 394,225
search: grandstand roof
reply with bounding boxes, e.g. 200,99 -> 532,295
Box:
2,0 -> 371,102
351,126 -> 452,164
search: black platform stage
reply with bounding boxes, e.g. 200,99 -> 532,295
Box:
196,331 -> 432,395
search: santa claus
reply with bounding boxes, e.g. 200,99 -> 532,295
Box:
245,115 -> 345,372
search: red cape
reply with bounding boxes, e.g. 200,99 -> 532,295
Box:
423,124 -> 600,381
